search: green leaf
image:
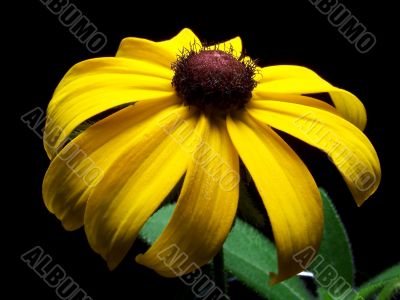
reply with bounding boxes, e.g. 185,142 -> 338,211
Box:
317,288 -> 335,300
140,204 -> 313,300
362,264 -> 400,286
313,189 -> 354,286
140,204 -> 174,244
351,264 -> 400,300
376,279 -> 400,300
223,218 -> 314,300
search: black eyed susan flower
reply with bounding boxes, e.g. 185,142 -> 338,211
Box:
42,28 -> 380,283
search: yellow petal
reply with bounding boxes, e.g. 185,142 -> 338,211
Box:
206,36 -> 243,57
250,93 -> 339,115
255,65 -> 367,130
44,57 -> 175,159
136,115 -> 239,277
248,100 -> 381,205
158,28 -> 202,53
227,112 -> 323,284
117,28 -> 201,68
84,106 -> 200,270
43,97 -> 178,231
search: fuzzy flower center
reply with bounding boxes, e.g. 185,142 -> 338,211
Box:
172,50 -> 257,114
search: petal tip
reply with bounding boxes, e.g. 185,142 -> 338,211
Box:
62,221 -> 82,232
106,257 -> 120,271
268,272 -> 279,285
134,253 -> 144,264
268,272 -> 288,285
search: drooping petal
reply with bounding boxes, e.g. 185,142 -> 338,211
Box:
248,100 -> 381,205
117,28 -> 201,68
255,65 -> 367,130
84,106 -> 200,270
43,97 -> 179,231
227,112 -> 323,284
250,93 -> 339,114
44,57 -> 176,159
136,115 -> 239,277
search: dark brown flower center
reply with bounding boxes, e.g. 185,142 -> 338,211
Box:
172,50 -> 257,114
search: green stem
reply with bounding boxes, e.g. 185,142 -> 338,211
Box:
213,249 -> 227,294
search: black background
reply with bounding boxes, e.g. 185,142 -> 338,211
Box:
9,0 -> 397,299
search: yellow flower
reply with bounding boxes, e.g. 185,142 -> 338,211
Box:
42,28 -> 380,283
